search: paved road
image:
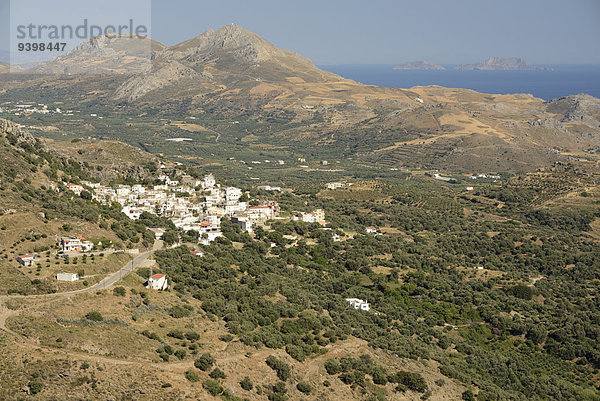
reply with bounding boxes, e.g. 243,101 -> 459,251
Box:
0,240 -> 162,299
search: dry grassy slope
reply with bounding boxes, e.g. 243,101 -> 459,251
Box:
47,138 -> 159,181
0,119 -> 140,295
0,272 -> 466,400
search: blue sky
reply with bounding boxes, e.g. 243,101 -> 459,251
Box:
2,0 -> 600,65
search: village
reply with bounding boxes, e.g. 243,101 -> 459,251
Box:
12,165 -> 378,312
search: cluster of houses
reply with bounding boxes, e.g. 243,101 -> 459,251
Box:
325,182 -> 352,190
469,174 -> 501,180
75,173 -> 280,246
0,102 -> 66,116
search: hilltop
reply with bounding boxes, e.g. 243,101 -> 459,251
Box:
29,35 -> 166,75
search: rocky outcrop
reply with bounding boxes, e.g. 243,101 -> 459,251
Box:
114,60 -> 201,101
545,93 -> 600,129
528,118 -> 567,132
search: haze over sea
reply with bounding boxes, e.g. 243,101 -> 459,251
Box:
319,64 -> 600,100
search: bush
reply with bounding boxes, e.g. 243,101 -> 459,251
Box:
266,355 -> 291,381
174,349 -> 187,360
296,381 -> 312,394
194,353 -> 215,371
209,367 -> 227,379
240,376 -> 253,390
462,390 -> 475,401
185,370 -> 199,382
113,286 -> 126,296
510,284 -> 535,300
202,379 -> 223,396
388,371 -> 427,393
185,331 -> 200,341
169,305 -> 191,318
167,329 -> 185,339
85,311 -> 103,322
324,358 -> 341,375
29,380 -> 43,395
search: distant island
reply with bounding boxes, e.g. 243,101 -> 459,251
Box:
393,61 -> 446,70
455,57 -> 550,71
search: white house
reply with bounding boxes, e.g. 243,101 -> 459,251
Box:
60,237 -> 94,253
16,254 -> 35,267
191,251 -> 204,257
346,298 -> 370,311
57,272 -> 79,282
365,226 -> 378,234
202,174 -> 216,189
225,187 -> 242,202
147,273 -> 168,290
231,216 -> 253,232
66,183 -> 84,195
301,209 -> 325,223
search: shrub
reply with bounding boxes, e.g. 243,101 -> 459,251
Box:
296,381 -> 312,394
113,286 -> 126,296
202,379 -> 223,396
167,329 -> 185,339
240,376 -> 253,391
388,371 -> 427,393
194,353 -> 215,371
324,358 -> 341,375
85,311 -> 103,322
266,355 -> 291,381
185,370 -> 199,382
174,349 -> 187,360
209,367 -> 227,379
185,331 -> 200,341
29,380 -> 43,395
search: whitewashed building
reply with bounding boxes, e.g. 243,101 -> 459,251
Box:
57,272 -> 79,282
60,237 -> 94,253
346,298 -> 370,311
147,273 -> 168,290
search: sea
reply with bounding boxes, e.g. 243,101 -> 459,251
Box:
318,64 -> 600,101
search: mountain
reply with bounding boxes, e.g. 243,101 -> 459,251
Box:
456,57 -> 548,71
393,61 -> 446,70
1,25 -> 599,174
29,35 -> 166,74
114,24 -> 342,101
